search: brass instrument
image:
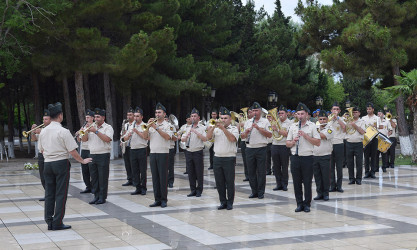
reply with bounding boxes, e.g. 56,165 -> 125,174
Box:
23,124 -> 45,138
141,119 -> 157,131
386,112 -> 392,121
345,107 -> 356,135
328,113 -> 336,122
168,114 -> 179,130
315,120 -> 328,133
268,107 -> 284,141
79,122 -> 96,137
120,119 -> 128,155
208,119 -> 224,126
240,107 -> 249,121
230,111 -> 240,126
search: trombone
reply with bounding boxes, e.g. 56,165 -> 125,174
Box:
22,124 -> 45,138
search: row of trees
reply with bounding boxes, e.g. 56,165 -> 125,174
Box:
1,0 -> 416,159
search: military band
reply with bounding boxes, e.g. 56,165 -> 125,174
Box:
329,102 -> 346,193
362,103 -> 380,179
346,107 -> 365,185
121,107 -> 135,186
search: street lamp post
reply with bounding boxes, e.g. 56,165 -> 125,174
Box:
345,99 -> 351,109
203,87 -> 216,121
267,91 -> 278,109
315,96 -> 323,109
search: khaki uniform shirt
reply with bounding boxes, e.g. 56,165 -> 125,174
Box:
388,119 -> 397,138
244,117 -> 271,148
213,125 -> 239,157
313,125 -> 334,156
181,123 -> 206,152
287,121 -> 320,156
378,119 -> 390,136
346,118 -> 366,143
329,117 -> 346,144
80,125 -> 90,150
38,121 -> 78,162
170,125 -> 177,149
149,120 -> 172,153
362,114 -> 378,129
128,121 -> 148,149
88,122 -> 114,154
272,118 -> 292,146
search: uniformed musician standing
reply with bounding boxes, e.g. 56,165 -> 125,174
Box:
179,113 -> 191,174
208,109 -> 218,170
329,102 -> 346,193
38,102 -> 92,230
165,115 -> 178,188
76,109 -> 95,194
346,106 -> 365,185
313,110 -> 333,201
241,102 -> 272,199
286,103 -> 320,213
121,108 -> 135,186
30,109 -> 52,201
181,108 -> 207,197
362,103 -> 381,179
376,110 -> 390,172
271,105 -> 292,191
123,107 -> 148,195
239,108 -> 253,181
83,108 -> 114,205
266,114 -> 273,175
144,103 -> 172,208
387,110 -> 397,168
207,107 -> 239,210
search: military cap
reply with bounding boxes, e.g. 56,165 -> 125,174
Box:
186,113 -> 191,119
219,106 -> 231,116
352,106 -> 359,112
47,102 -> 63,117
191,107 -> 199,115
251,102 -> 261,110
127,107 -> 134,113
155,102 -> 166,112
318,110 -> 327,117
287,109 -> 291,112
211,108 -> 218,113
134,106 -> 143,115
366,102 -> 374,108
278,105 -> 286,112
86,109 -> 95,117
296,102 -> 309,113
312,111 -> 317,114
292,110 -> 295,113
332,101 -> 340,108
94,108 -> 106,116
43,109 -> 51,117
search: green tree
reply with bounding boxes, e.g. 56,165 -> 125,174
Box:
296,0 -> 417,155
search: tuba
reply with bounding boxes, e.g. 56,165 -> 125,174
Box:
168,114 -> 179,130
267,107 -> 284,141
345,107 -> 356,135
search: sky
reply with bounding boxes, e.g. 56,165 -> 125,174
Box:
248,0 -> 334,23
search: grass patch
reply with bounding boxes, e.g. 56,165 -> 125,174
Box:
395,155 -> 417,166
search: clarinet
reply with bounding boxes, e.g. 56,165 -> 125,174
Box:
186,121 -> 194,148
295,120 -> 301,155
246,117 -> 256,144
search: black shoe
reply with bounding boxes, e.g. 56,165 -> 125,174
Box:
80,188 -> 91,194
329,188 -> 336,192
131,190 -> 141,195
89,198 -> 99,204
187,192 -> 196,197
382,168 -> 387,172
248,193 -> 258,198
168,183 -> 173,188
183,171 -> 188,174
39,197 -> 45,201
273,186 -> 283,191
149,201 -> 161,207
47,224 -> 52,230
390,165 -> 395,168
161,201 -> 167,208
295,205 -> 304,212
141,190 -> 147,195
356,180 -> 362,185
52,224 -> 71,231
282,186 -> 288,191
196,192 -> 201,197
364,172 -> 371,178
313,196 -> 323,200
227,204 -> 233,210
243,178 -> 249,181
348,180 -> 355,185
375,168 -> 379,172
337,188 -> 344,193
217,204 -> 227,210
304,206 -> 311,213
208,166 -> 213,170
323,196 -> 329,201
266,171 -> 272,175
122,181 -> 132,186
371,173 -> 376,179
95,199 -> 106,204
258,194 -> 264,199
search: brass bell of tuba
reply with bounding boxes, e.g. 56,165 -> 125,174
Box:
267,107 -> 284,141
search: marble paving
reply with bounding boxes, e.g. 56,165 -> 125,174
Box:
1,151 -> 417,249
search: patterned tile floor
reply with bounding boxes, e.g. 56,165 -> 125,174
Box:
1,151 -> 417,249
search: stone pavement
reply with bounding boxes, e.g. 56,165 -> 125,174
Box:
1,152 -> 417,249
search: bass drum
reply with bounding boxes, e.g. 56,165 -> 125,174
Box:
363,126 -> 379,148
377,133 -> 392,153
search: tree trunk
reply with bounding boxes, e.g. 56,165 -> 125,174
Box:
32,72 -> 41,125
16,93 -> 23,151
83,73 -> 91,109
74,71 -> 86,126
393,65 -> 413,156
62,76 -> 74,132
103,72 -> 115,160
22,97 -> 31,154
413,106 -> 417,162
6,83 -> 15,158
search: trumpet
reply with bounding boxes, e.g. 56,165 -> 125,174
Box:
141,118 -> 157,131
328,113 -> 336,122
22,124 -> 45,138
208,119 -> 224,126
79,122 -> 96,137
